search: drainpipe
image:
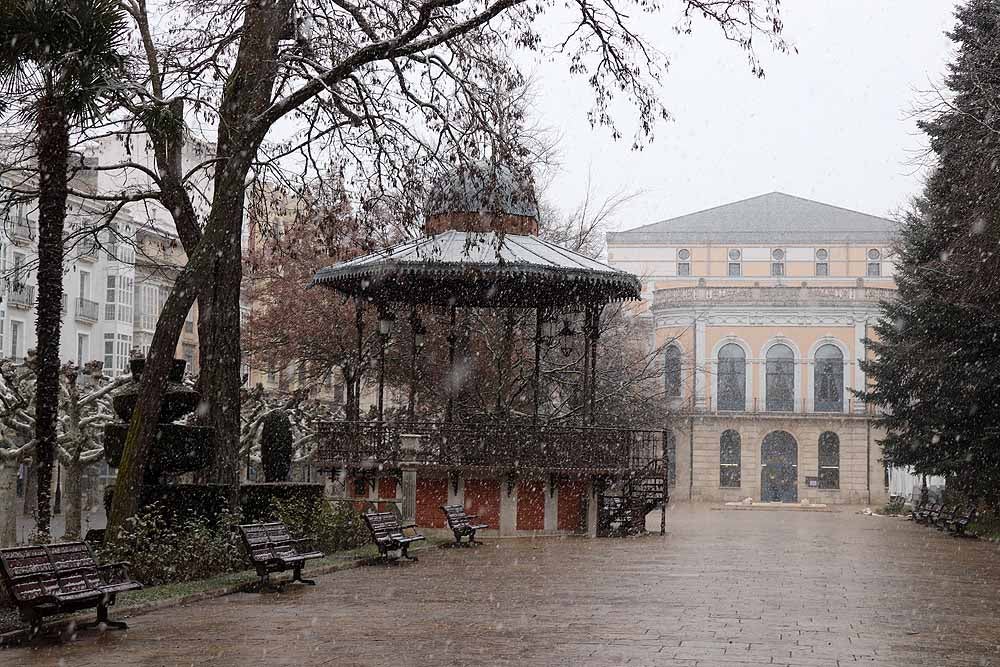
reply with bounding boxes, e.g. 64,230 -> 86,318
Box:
864,317 -> 871,505
689,416 -> 695,502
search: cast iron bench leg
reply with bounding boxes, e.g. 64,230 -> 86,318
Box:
401,544 -> 418,561
79,599 -> 128,631
292,564 -> 316,585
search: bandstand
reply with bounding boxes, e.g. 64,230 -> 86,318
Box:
310,163 -> 668,537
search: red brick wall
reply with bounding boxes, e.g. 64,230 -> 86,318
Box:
464,478 -> 501,528
415,477 -> 448,528
517,480 -> 546,531
378,477 -> 398,512
557,480 -> 588,532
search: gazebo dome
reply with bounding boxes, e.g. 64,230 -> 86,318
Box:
425,161 -> 539,236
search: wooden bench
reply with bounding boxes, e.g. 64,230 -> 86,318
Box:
933,504 -> 962,530
237,522 -> 325,590
440,504 -> 489,545
0,542 -> 141,637
363,512 -> 425,560
908,498 -> 928,522
915,502 -> 942,525
945,506 -> 977,537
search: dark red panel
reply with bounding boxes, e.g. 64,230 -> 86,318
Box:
464,478 -> 501,529
517,480 -> 546,531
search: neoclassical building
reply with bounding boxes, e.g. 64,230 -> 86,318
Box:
607,192 -> 895,505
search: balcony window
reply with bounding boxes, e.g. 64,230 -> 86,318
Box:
717,343 -> 746,411
867,248 -> 882,277
664,345 -> 682,398
770,248 -> 785,277
815,248 -> 829,276
814,344 -> 844,412
676,248 -> 691,276
727,249 -> 741,277
765,343 -> 795,412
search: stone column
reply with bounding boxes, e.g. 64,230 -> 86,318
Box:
586,480 -> 599,538
500,479 -> 517,536
543,480 -> 558,531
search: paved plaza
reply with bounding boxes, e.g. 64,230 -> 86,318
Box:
7,505 -> 1000,666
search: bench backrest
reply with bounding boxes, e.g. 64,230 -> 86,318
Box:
0,546 -> 59,603
364,512 -> 403,543
238,522 -> 298,563
441,504 -> 472,528
45,542 -> 102,595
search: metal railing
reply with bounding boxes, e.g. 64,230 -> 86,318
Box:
7,283 -> 35,309
653,283 -> 895,308
678,397 -> 873,417
315,420 -> 663,472
76,297 -> 99,322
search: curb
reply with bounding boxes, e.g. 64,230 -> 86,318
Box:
0,543 -> 438,648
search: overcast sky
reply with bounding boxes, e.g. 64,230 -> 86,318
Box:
527,1 -> 957,232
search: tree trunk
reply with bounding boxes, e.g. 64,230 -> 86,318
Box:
62,460 -> 83,540
0,458 -> 19,547
33,94 -> 70,543
22,460 -> 35,515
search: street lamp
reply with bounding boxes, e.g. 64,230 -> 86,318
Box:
378,311 -> 396,337
558,319 -> 576,358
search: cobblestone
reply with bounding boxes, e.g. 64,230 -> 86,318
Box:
6,505 -> 1000,666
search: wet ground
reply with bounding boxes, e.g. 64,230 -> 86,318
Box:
6,505 -> 1000,666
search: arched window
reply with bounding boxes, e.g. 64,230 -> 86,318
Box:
664,346 -> 682,398
818,432 -> 840,489
665,431 -> 677,486
720,430 -> 741,488
814,344 -> 844,412
717,344 -> 746,411
765,344 -> 795,412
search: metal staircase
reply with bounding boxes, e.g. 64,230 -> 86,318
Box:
597,458 -> 668,537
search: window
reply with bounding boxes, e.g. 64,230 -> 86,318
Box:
770,248 -> 785,277
334,382 -> 346,405
10,320 -> 22,362
818,432 -> 840,489
765,343 -> 795,412
815,248 -> 829,276
664,345 -> 682,398
104,332 -> 132,376
12,251 -> 25,286
78,270 -> 90,299
665,430 -> 677,486
814,344 -> 844,412
677,248 -> 691,276
267,366 -> 276,384
867,248 -> 881,277
77,333 -> 89,367
720,430 -> 741,487
182,344 -> 196,373
727,249 -> 741,277
717,343 -> 746,411
105,274 -> 133,322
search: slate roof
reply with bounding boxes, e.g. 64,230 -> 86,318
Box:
607,192 -> 898,245
311,230 -> 640,307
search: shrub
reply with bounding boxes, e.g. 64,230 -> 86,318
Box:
239,482 -> 324,523
104,484 -> 230,526
98,502 -> 244,585
261,410 -> 293,482
273,496 -> 370,553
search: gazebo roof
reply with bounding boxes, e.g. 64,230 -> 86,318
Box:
310,230 -> 641,307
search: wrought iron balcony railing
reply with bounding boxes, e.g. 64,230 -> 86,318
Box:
315,420 -> 663,473
76,297 -> 99,322
7,283 -> 35,309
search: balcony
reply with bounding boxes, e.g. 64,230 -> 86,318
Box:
674,397 -> 873,419
78,238 -> 100,262
7,283 -> 35,309
315,420 -> 663,474
76,297 -> 99,323
9,218 -> 32,245
61,292 -> 67,314
653,283 -> 895,309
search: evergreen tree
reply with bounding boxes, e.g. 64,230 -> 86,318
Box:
860,0 -> 1000,506
260,410 -> 293,483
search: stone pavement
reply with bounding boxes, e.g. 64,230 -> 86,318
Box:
6,505 -> 1000,666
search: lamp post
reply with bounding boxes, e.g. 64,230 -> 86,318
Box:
407,309 -> 425,422
377,309 -> 395,423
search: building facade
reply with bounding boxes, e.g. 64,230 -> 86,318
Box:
607,192 -> 895,505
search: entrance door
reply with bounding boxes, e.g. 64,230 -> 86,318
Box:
761,431 -> 798,502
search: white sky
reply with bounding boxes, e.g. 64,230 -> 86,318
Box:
527,1 -> 957,231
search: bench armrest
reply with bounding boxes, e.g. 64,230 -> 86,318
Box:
98,561 -> 135,585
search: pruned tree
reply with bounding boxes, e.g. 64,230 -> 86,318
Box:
0,357 -> 37,546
